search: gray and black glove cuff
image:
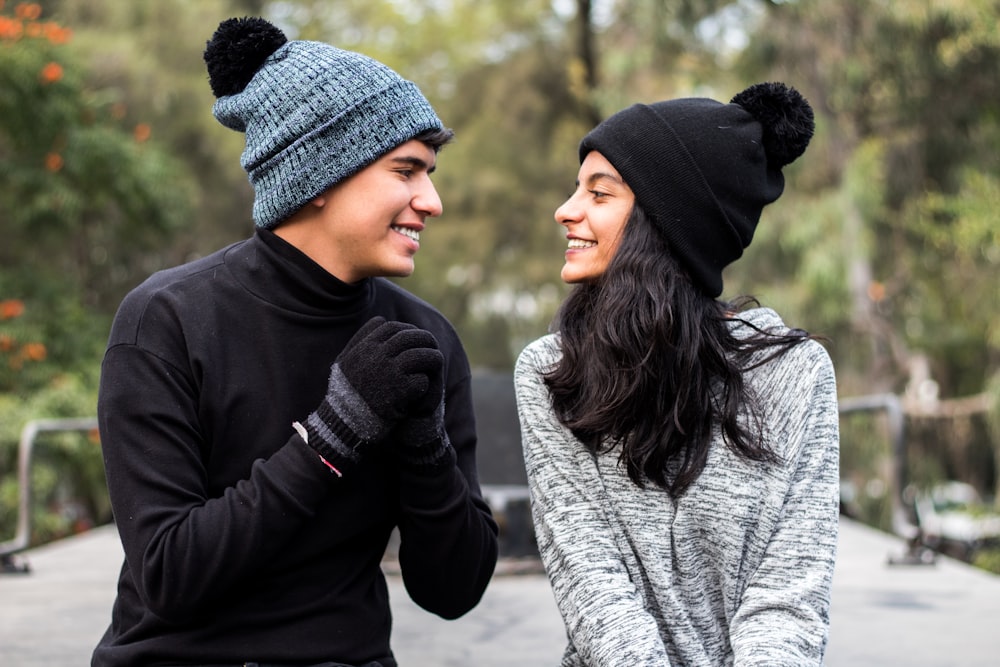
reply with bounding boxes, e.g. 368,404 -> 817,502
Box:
304,363 -> 390,473
392,400 -> 456,470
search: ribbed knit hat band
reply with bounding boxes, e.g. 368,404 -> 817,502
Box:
579,82 -> 814,297
204,18 -> 444,229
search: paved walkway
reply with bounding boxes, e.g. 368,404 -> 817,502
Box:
1,517 -> 998,665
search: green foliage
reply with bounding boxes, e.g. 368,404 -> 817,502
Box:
839,411 -> 896,532
902,170 -> 1000,394
0,2 -> 198,316
735,0 -> 1000,397
972,546 -> 1000,575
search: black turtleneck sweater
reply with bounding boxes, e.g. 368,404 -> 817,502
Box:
93,230 -> 498,667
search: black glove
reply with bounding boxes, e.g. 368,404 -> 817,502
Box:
390,337 -> 457,469
303,316 -> 443,471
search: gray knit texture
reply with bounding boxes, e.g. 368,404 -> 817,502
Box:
515,308 -> 840,666
212,40 -> 443,229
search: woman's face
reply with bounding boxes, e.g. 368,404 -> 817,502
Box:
555,150 -> 635,284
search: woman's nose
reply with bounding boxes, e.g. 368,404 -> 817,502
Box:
554,194 -> 581,226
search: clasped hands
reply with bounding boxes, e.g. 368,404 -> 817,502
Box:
304,316 -> 445,470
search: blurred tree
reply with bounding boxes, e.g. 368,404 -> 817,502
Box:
0,2 -> 194,368
45,0 -> 267,280
735,0 -> 1000,398
0,298 -> 47,393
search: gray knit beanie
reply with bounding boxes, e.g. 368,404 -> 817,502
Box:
579,82 -> 814,297
204,17 -> 445,229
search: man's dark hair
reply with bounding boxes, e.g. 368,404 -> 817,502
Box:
414,127 -> 455,152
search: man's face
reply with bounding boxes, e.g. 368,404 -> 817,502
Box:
314,139 -> 443,283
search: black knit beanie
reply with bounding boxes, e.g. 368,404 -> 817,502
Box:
578,82 -> 814,297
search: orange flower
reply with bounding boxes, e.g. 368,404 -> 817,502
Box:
0,334 -> 14,352
0,16 -> 23,40
868,281 -> 886,303
43,22 -> 71,44
15,3 -> 42,20
134,123 -> 152,143
45,152 -> 63,172
22,342 -> 46,361
40,61 -> 62,83
0,299 -> 25,319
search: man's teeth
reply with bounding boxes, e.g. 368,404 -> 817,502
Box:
393,226 -> 420,242
568,238 -> 596,249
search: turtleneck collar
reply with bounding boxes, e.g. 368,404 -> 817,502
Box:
224,229 -> 374,316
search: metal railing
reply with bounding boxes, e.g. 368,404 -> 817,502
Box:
838,393 -> 935,565
0,417 -> 100,570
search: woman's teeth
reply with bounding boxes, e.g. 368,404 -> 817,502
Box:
568,238 -> 596,249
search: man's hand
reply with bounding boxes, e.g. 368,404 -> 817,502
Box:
303,316 -> 443,469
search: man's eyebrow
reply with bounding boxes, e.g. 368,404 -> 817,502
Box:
390,155 -> 436,174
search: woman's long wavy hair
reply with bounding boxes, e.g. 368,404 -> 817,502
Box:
544,205 -> 816,497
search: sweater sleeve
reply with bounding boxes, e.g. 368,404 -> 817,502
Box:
98,343 -> 334,622
515,338 -> 671,666
394,339 -> 499,620
728,345 -> 840,665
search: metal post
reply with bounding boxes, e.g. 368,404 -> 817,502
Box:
0,417 -> 100,572
838,394 -> 934,565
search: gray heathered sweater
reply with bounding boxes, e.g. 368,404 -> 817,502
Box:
514,308 -> 839,666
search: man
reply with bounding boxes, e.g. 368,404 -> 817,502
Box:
93,17 -> 498,667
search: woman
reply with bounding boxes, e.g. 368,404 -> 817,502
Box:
515,82 -> 839,666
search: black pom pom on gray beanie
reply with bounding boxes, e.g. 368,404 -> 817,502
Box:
204,17 -> 445,229
579,82 -> 814,297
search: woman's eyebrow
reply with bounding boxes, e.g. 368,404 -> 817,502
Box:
584,171 -> 623,187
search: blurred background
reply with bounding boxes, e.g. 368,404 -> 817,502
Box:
1,0 -> 998,571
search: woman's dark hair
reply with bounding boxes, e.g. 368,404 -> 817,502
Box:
545,205 -> 816,497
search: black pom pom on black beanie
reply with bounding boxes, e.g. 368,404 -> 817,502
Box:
579,81 -> 814,298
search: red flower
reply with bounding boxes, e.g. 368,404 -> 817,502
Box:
23,342 -> 47,361
45,152 -> 63,172
15,3 -> 42,20
0,299 -> 25,320
40,61 -> 63,83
